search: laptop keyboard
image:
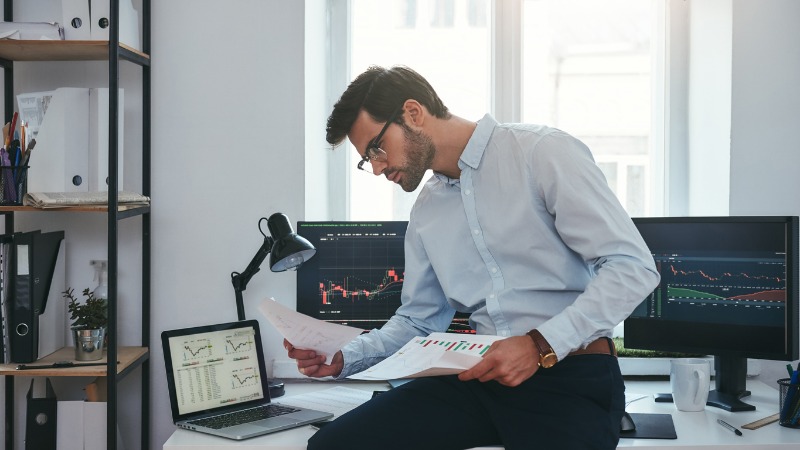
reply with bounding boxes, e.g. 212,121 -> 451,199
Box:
188,404 -> 301,429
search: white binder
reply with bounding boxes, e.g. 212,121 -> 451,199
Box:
27,87 -> 90,193
56,401 -> 84,450
57,401 -> 126,450
61,0 -> 91,40
89,88 -> 124,191
89,0 -> 141,50
22,87 -> 125,194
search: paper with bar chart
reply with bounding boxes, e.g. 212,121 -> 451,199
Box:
348,333 -> 503,380
259,297 -> 364,358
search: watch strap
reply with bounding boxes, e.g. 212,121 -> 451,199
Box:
527,329 -> 558,368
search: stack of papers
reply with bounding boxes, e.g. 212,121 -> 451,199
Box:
347,333 -> 502,380
23,191 -> 150,208
276,386 -> 374,420
0,22 -> 64,40
258,298 -> 501,381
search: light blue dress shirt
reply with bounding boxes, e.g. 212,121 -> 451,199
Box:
338,114 -> 660,378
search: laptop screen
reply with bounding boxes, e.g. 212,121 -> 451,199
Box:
162,320 -> 269,419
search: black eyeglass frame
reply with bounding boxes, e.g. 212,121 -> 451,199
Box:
357,106 -> 403,171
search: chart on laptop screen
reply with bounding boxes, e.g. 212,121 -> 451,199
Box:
167,326 -> 265,415
297,221 -> 473,333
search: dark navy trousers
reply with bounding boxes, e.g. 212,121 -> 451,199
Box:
307,354 -> 625,450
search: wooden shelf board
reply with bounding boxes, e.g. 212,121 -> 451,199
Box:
0,40 -> 148,61
0,204 -> 148,213
0,346 -> 148,377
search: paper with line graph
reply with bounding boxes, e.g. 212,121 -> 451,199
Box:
348,333 -> 503,380
259,297 -> 363,358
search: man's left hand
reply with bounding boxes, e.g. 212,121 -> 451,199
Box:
458,335 -> 540,386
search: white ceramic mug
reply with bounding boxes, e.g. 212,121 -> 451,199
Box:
670,358 -> 711,412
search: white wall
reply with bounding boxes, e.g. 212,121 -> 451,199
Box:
149,1 -> 307,448
687,0 -> 731,216
729,0 -> 800,384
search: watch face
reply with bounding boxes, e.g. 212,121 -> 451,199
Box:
540,352 -> 558,368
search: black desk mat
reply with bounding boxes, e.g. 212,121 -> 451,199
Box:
619,413 -> 677,439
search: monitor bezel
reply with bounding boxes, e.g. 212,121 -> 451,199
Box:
623,215 -> 799,412
624,215 -> 798,361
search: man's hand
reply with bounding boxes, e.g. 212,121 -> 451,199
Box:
458,335 -> 540,386
284,339 -> 344,378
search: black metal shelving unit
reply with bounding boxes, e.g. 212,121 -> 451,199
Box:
0,1 -> 151,449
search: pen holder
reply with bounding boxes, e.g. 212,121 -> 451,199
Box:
778,378 -> 800,428
0,165 -> 28,205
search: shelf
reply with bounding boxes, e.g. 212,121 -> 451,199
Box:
2,3 -> 152,449
0,204 -> 150,217
0,40 -> 149,64
0,346 -> 148,377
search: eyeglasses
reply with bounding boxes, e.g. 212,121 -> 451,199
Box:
357,107 -> 401,172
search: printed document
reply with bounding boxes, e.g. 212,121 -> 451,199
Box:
277,386 -> 374,420
258,299 -> 503,380
258,298 -> 363,359
16,90 -> 55,137
348,333 -> 503,380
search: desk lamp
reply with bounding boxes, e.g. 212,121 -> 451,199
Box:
230,212 -> 316,397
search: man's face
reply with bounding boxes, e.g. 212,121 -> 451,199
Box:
350,110 -> 435,192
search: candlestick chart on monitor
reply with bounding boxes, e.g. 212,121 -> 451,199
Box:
296,221 -> 473,333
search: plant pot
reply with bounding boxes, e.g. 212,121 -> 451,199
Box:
72,327 -> 106,361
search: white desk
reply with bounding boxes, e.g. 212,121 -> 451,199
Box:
163,379 -> 799,450
618,379 -> 798,449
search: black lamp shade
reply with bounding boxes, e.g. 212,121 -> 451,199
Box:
266,213 -> 317,272
270,236 -> 316,271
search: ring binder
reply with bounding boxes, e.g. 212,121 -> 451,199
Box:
25,378 -> 58,450
2,230 -> 65,363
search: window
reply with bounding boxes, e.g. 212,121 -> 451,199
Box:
522,0 -> 657,217
331,0 -> 664,221
347,0 -> 492,221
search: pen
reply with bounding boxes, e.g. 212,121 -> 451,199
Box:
4,111 -> 17,149
790,364 -> 796,377
12,140 -> 21,181
717,419 -> 742,436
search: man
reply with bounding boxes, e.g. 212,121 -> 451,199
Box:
285,65 -> 660,449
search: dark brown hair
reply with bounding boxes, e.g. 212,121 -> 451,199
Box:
325,65 -> 450,146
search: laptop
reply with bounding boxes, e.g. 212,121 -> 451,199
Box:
161,320 -> 333,440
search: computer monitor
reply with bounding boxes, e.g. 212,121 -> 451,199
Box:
624,216 -> 799,412
296,221 -> 473,334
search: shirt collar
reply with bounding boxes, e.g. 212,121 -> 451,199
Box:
459,113 -> 497,170
433,114 -> 498,186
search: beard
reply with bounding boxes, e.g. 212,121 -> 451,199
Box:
396,125 -> 436,192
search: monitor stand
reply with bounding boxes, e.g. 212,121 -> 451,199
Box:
654,355 -> 755,412
653,390 -> 755,412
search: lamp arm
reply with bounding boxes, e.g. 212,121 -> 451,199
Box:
231,236 -> 274,320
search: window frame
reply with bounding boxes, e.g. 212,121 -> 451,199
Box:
324,0 -> 668,220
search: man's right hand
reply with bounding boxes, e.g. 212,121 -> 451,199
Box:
284,339 -> 344,378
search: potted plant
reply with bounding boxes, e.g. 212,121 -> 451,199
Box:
62,287 -> 108,361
